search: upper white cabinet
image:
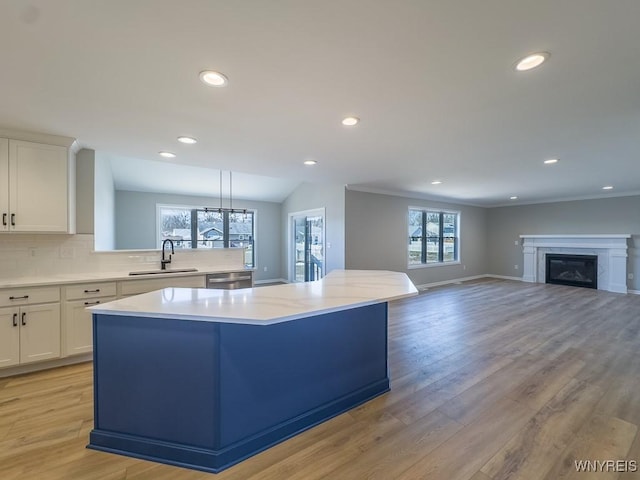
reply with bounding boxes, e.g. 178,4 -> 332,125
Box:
0,136 -> 76,233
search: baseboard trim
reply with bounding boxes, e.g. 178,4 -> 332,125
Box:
0,353 -> 92,378
415,274 -> 488,291
629,289 -> 640,295
485,274 -> 524,281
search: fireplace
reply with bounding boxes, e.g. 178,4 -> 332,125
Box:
521,235 -> 629,293
545,254 -> 597,289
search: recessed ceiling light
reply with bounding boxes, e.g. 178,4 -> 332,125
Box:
515,52 -> 549,71
510,196 -> 518,200
303,159 -> 317,166
199,70 -> 228,87
342,116 -> 359,126
159,151 -> 176,158
431,180 -> 442,185
544,158 -> 558,164
602,185 -> 614,190
177,136 -> 197,144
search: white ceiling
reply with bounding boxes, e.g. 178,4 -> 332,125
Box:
105,154 -> 300,203
1,0 -> 639,206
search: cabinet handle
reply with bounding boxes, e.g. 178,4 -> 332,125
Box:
84,301 -> 101,306
9,295 -> 29,300
2,213 -> 6,226
10,213 -> 15,226
84,289 -> 100,293
21,312 -> 26,326
207,276 -> 252,283
12,313 -> 18,327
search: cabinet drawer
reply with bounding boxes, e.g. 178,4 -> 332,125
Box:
64,282 -> 117,301
0,286 -> 60,307
119,275 -> 205,296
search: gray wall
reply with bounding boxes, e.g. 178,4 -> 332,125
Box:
94,153 -> 116,250
75,149 -> 95,234
115,190 -> 281,282
486,195 -> 640,290
281,182 -> 346,280
344,189 -> 488,287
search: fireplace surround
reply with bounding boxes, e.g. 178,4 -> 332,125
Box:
521,234 -> 630,294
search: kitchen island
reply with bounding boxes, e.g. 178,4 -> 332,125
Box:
87,270 -> 417,473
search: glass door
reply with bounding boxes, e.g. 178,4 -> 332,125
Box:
292,212 -> 324,282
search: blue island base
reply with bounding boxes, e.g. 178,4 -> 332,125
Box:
88,302 -> 389,473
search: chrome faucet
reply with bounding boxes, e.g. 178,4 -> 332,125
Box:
161,239 -> 174,270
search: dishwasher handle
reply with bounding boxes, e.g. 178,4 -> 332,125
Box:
207,276 -> 252,283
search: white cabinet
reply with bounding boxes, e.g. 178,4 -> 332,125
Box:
0,286 -> 61,368
18,304 -> 61,364
0,138 -> 73,233
0,307 -> 20,367
62,282 -> 116,356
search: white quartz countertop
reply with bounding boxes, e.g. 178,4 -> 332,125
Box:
88,270 -> 418,325
0,267 -> 250,289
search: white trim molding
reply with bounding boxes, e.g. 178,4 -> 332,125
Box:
520,234 -> 631,294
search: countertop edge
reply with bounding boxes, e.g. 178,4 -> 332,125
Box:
88,270 -> 419,325
89,292 -> 417,325
0,267 -> 251,289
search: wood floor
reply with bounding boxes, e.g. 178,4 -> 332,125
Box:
1,278 -> 639,479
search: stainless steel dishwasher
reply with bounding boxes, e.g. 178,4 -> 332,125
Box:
205,271 -> 253,289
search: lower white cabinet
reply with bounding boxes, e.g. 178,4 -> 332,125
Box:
62,282 -> 116,356
0,308 -> 20,367
1,274 -> 213,373
64,297 -> 115,356
0,304 -> 61,367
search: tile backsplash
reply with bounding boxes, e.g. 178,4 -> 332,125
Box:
0,234 -> 245,279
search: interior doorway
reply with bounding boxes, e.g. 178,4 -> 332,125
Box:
289,208 -> 325,282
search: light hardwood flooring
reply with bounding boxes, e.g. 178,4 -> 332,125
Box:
1,278 -> 639,479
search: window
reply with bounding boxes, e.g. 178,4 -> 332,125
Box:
408,208 -> 459,266
158,205 -> 255,267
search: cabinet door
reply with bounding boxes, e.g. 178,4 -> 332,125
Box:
19,304 -> 61,364
0,138 -> 8,232
8,140 -> 68,232
65,297 -> 115,356
0,307 -> 20,367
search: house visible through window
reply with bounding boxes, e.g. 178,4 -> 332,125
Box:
158,205 -> 255,267
408,208 -> 459,266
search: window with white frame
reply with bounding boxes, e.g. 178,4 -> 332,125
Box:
158,205 -> 255,267
408,208 -> 459,266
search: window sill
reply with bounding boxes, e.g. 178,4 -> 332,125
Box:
408,261 -> 461,270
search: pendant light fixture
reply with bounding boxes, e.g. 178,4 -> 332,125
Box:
203,171 -> 248,215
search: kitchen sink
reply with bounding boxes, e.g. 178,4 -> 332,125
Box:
128,268 -> 199,276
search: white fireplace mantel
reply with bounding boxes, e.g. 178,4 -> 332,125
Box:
520,234 -> 630,294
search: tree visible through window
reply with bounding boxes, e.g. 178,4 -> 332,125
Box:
408,209 -> 459,265
158,206 -> 255,267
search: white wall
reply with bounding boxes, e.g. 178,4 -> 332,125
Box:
75,149 -> 94,234
280,182 -> 346,281
114,190 -> 282,282
486,195 -> 640,291
344,189 -> 488,287
94,153 -> 115,250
